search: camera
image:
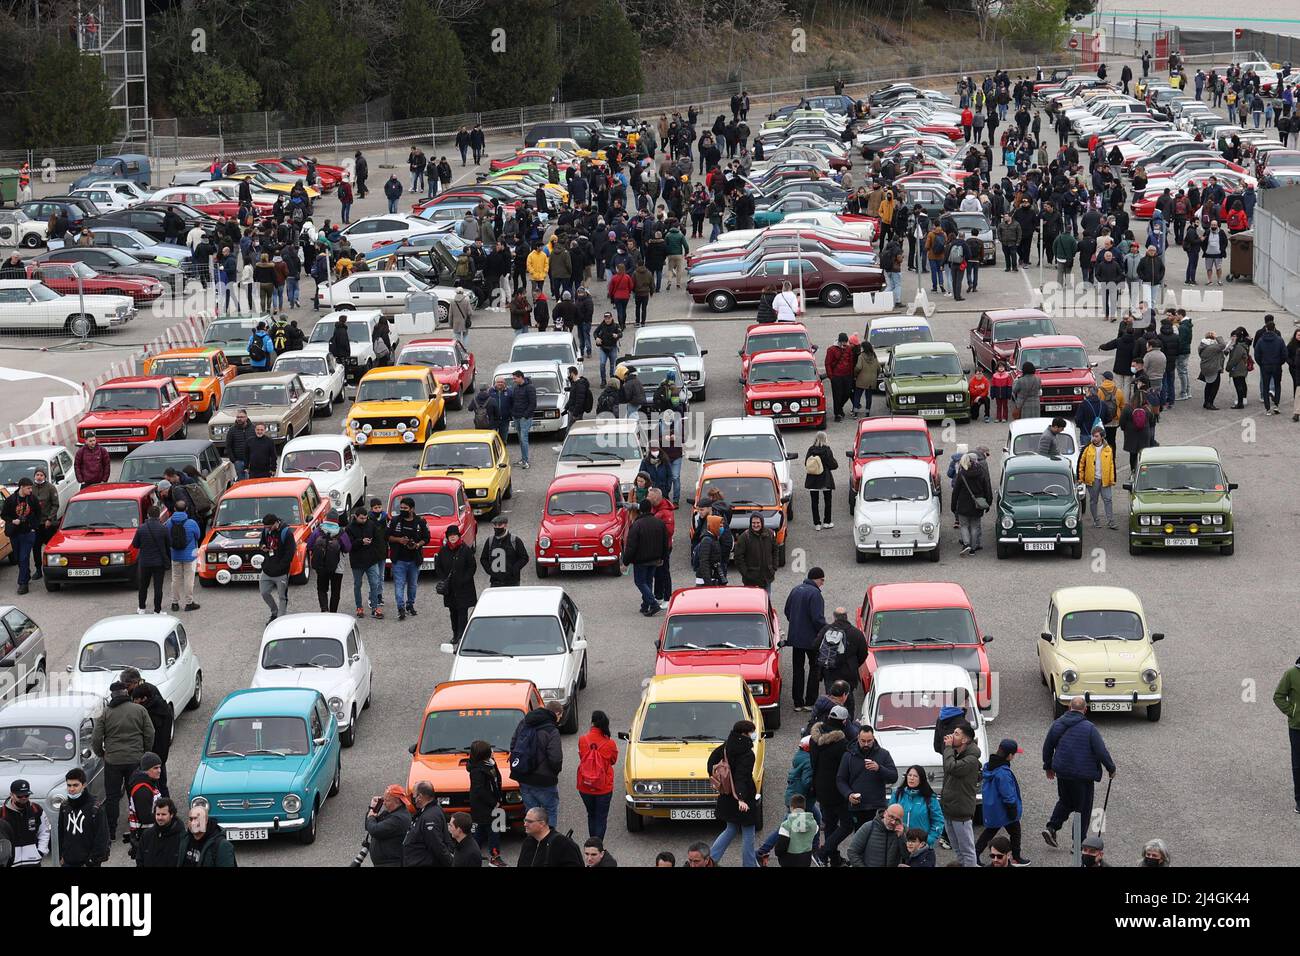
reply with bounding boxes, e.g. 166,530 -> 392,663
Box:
370,796 -> 383,813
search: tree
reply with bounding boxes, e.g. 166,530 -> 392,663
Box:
998,0 -> 1070,52
19,40 -> 119,146
281,0 -> 367,120
168,57 -> 261,116
460,0 -> 561,110
560,0 -> 643,101
389,0 -> 469,118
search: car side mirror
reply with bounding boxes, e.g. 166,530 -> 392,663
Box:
551,446 -> 561,453
439,643 -> 455,654
0,659 -> 12,668
934,448 -> 943,455
412,463 -> 420,470
687,454 -> 701,463
810,345 -> 818,352
1151,632 -> 1165,642
983,634 -> 993,643
82,748 -> 92,760
66,664 -> 74,673
737,349 -> 745,357
1121,482 -> 1132,491
700,349 -> 709,356
1040,631 -> 1053,642
165,658 -> 176,667
617,731 -> 631,741
1227,483 -> 1238,491
684,497 -> 695,506
313,737 -> 328,747
843,450 -> 853,459
408,743 -> 417,755
350,654 -> 361,664
572,639 -> 588,651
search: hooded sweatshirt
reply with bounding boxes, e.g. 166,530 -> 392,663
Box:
58,790 -> 109,866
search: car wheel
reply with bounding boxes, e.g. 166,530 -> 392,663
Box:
329,759 -> 341,797
155,427 -> 165,442
343,496 -> 352,514
177,421 -> 188,440
289,562 -> 309,586
928,539 -> 941,562
707,291 -> 736,313
363,679 -> 373,710
692,386 -> 706,402
786,498 -> 794,524
26,662 -> 46,694
65,314 -> 96,337
437,302 -> 450,325
341,708 -> 357,747
44,580 -> 61,592
449,388 -> 464,411
319,399 -> 334,418
1050,683 -> 1066,718
1145,702 -> 1162,722
186,671 -> 203,711
297,806 -> 318,844
21,233 -> 42,249
504,480 -> 513,500
536,562 -> 549,578
1220,541 -> 1234,556
1128,540 -> 1140,556
302,417 -> 313,436
625,805 -> 645,832
1070,541 -> 1083,559
819,284 -> 848,308
560,687 -> 579,734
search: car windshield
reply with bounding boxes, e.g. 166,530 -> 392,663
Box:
510,343 -> 572,365
90,388 -> 159,411
870,325 -> 933,349
459,615 -> 566,656
1012,432 -> 1076,456
222,384 -> 288,408
634,335 -> 700,358
119,456 -> 194,483
860,475 -> 931,502
893,353 -> 961,377
700,477 -> 776,506
705,434 -> 784,463
663,612 -> 769,650
61,498 -> 140,530
216,496 -> 300,526
1019,347 -> 1087,370
309,322 -> 372,344
746,331 -> 810,353
856,430 -> 932,458
275,356 -> 329,376
261,637 -> 345,669
280,449 -> 343,474
207,716 -> 309,757
873,690 -> 975,731
0,725 -> 76,762
205,324 -> 254,344
560,431 -> 641,461
1133,461 -> 1224,492
749,360 -> 816,383
357,379 -> 427,403
0,460 -> 44,485
149,358 -> 211,377
419,708 -> 523,754
869,607 -> 978,647
951,215 -> 989,232
79,639 -> 162,671
1060,609 -> 1145,642
422,442 -> 493,470
526,372 -> 562,396
639,700 -> 745,742
400,492 -> 456,517
1003,470 -> 1073,497
400,347 -> 459,368
548,490 -> 613,515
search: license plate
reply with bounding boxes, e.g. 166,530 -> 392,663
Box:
1044,404 -> 1072,412
230,573 -> 259,582
67,568 -> 101,577
420,560 -> 436,571
372,430 -> 398,438
104,445 -> 128,453
226,828 -> 269,841
919,408 -> 947,418
772,416 -> 798,425
561,560 -> 594,571
669,808 -> 715,821
1163,537 -> 1198,547
1088,701 -> 1132,712
881,547 -> 914,557
1024,541 -> 1055,551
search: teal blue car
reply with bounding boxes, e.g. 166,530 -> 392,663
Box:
189,687 -> 342,845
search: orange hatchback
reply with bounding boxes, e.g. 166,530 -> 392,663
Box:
691,459 -> 789,566
143,347 -> 238,421
406,679 -> 539,831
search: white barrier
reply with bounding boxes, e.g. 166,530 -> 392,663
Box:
853,291 -> 896,314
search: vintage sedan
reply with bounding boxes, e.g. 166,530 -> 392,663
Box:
344,366 -> 446,448
42,483 -> 164,591
1124,445 -> 1236,556
853,459 -> 942,562
845,416 -> 941,506
969,309 -> 1059,374
315,270 -> 444,317
744,348 -> 827,429
0,445 -> 79,511
0,279 -> 135,337
77,376 -> 189,451
417,430 -> 512,517
631,324 -> 707,400
1038,586 -> 1164,721
396,337 -> 476,410
1011,335 -> 1097,416
689,251 -> 884,312
66,614 -> 203,725
272,348 -> 347,414
189,688 -> 341,844
534,473 -> 630,578
995,454 -> 1083,559
0,208 -> 49,249
278,435 -> 368,514
198,478 -> 330,586
738,322 -> 815,384
884,341 -> 971,423
508,332 -> 582,374
24,260 -> 163,305
491,360 -> 571,436
306,310 -> 398,381
118,439 -> 236,507
201,314 -> 274,373
147,186 -> 274,218
688,238 -> 877,277
143,347 -> 238,420
208,371 -> 316,447
691,460 -> 788,565
866,316 -> 934,371
386,477 -> 477,571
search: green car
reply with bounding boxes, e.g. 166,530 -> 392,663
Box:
201,314 -> 274,372
885,341 -> 971,423
1122,445 -> 1236,556
995,454 -> 1083,559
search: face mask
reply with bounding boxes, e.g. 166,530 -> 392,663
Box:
1081,854 -> 1098,867
1142,856 -> 1161,867
34,476 -> 46,485
321,522 -> 339,536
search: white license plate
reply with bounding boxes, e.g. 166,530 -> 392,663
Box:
1044,404 -> 1073,412
67,568 -> 101,577
881,547 -> 914,557
1088,701 -> 1132,712
772,416 -> 799,425
229,572 -> 259,582
1163,537 -> 1198,547
1024,541 -> 1055,551
669,808 -> 715,821
226,828 -> 269,841
104,445 -> 128,453
919,408 -> 947,417
420,560 -> 436,571
371,430 -> 398,438
561,560 -> 594,571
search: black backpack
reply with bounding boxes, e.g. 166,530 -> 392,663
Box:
596,384 -> 621,415
248,334 -> 268,363
169,519 -> 189,551
580,378 -> 594,413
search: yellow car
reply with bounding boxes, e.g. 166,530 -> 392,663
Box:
417,429 -> 511,516
345,366 -> 446,448
1038,586 -> 1164,722
143,346 -> 237,421
619,674 -> 770,832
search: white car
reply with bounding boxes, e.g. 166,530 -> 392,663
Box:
250,613 -> 373,747
491,360 -> 571,435
69,182 -> 145,213
553,418 -> 645,494
305,310 -> 396,382
692,417 -> 796,511
0,209 -> 50,249
150,186 -> 239,210
865,662 -> 989,811
440,587 -> 588,734
278,434 -> 368,514
273,347 -> 347,413
0,445 -> 79,514
66,615 -> 203,730
632,323 -> 708,400
0,279 -> 135,335
1005,417 -> 1087,513
509,331 -> 582,373
315,270 -> 447,317
853,458 -> 941,562
339,215 -> 443,254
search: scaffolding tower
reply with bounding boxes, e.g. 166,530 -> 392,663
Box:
74,0 -> 149,142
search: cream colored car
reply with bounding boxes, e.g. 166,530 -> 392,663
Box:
208,372 -> 315,446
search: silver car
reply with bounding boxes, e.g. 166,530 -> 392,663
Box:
0,606 -> 46,704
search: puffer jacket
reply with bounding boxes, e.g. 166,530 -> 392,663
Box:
846,811 -> 906,867
1042,710 -> 1115,782
836,738 -> 898,814
979,753 -> 1023,828
891,784 -> 945,846
808,720 -> 849,811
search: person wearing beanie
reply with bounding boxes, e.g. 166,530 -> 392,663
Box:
784,568 -> 828,712
977,739 -> 1030,865
125,753 -> 163,858
433,525 -> 477,644
622,497 -> 668,615
1274,655 -> 1300,815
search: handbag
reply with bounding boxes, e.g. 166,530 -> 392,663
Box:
959,469 -> 990,512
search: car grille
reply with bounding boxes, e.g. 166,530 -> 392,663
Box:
910,392 -> 954,406
357,417 -> 409,430
1145,515 -> 1200,530
83,427 -> 136,437
657,779 -> 717,797
1042,386 -> 1078,399
216,798 -> 276,810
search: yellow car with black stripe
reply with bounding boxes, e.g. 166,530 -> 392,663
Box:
143,346 -> 238,421
417,429 -> 511,516
345,366 -> 446,448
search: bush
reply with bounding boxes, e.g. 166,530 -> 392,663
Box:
998,0 -> 1071,52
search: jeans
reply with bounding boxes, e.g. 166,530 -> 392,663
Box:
711,821 -> 757,867
886,271 -> 902,305
233,460 -> 248,482
957,513 -> 982,549
668,456 -> 682,503
632,563 -> 657,611
653,558 -> 673,601
791,647 -> 819,708
518,783 -> 559,826
170,560 -> 195,606
316,571 -> 343,612
580,791 -> 613,840
599,347 -> 619,385
976,820 -> 1023,861
137,565 -> 165,612
1289,727 -> 1300,809
13,530 -> 34,586
928,258 -> 945,291
352,563 -> 383,610
966,262 -> 979,290
577,322 -> 592,356
103,762 -> 135,838
634,295 -> 649,326
340,202 -> 352,224
1088,482 -> 1114,524
513,416 -> 533,463
1002,244 -> 1018,269
387,197 -> 398,213
286,275 -> 299,307
1260,364 -> 1283,409
1161,368 -> 1175,407
1047,776 -> 1095,836
613,299 -> 628,327
851,387 -> 873,414
1175,354 -> 1190,398
454,329 -> 469,349
260,572 -> 289,617
391,559 -> 420,610
946,817 -> 978,866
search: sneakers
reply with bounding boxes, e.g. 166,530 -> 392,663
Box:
1041,826 -> 1059,849
136,608 -> 148,616
960,545 -> 973,556
16,584 -> 27,595
184,603 -> 200,612
657,599 -> 669,609
488,850 -> 508,867
1107,522 -> 1118,530
372,607 -> 384,620
356,607 -> 365,618
406,605 -> 417,617
823,521 -> 834,529
170,602 -> 180,612
1012,856 -> 1033,866
813,523 -> 823,530
521,461 -> 530,469
397,609 -> 406,621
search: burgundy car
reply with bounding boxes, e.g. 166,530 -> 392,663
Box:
25,261 -> 163,305
687,251 -> 885,313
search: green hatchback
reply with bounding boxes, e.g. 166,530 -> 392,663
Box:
995,454 -> 1083,559
1123,446 -> 1236,556
885,342 -> 971,423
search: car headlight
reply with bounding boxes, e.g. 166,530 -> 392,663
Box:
946,393 -> 961,403
469,488 -> 485,498
772,402 -> 784,414
265,423 -> 279,436
402,430 -> 417,443
1141,668 -> 1158,685
328,489 -> 341,502
108,552 -> 126,565
132,427 -> 147,436
227,553 -> 244,570
314,388 -> 325,399
212,426 -> 227,438
1001,515 -> 1014,529
1212,514 -> 1224,525
190,796 -> 209,811
1064,515 -> 1078,529
633,780 -> 664,795
47,554 -> 68,567
328,696 -> 345,718
746,681 -> 771,697
282,793 -> 302,813
921,521 -> 936,536
539,535 -> 552,549
903,394 -> 917,404
539,687 -> 567,702
788,400 -> 800,412
1074,386 -> 1085,395
1061,668 -> 1079,685
349,419 -> 361,430
856,522 -> 871,538
49,792 -> 67,811
1147,514 -> 1160,525
600,533 -> 614,548
361,424 -> 372,434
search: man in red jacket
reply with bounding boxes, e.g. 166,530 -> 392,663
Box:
825,332 -> 856,422
74,435 -> 112,487
606,263 -> 634,330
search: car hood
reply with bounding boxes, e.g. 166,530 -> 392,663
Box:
210,408 -> 291,427
1038,370 -> 1093,386
250,668 -> 355,700
1051,642 -> 1157,674
868,645 -> 984,673
171,376 -> 219,391
855,499 -> 938,524
192,756 -> 310,795
0,767 -> 73,804
628,740 -> 719,779
419,466 -> 495,486
80,409 -> 158,425
553,460 -> 640,485
656,647 -> 775,676
449,653 -> 566,688
541,514 -> 623,538
348,400 -> 430,419
890,375 -> 966,392
206,527 -> 268,549
48,528 -> 135,551
747,381 -> 822,397
1002,496 -> 1075,520
1131,490 -> 1229,510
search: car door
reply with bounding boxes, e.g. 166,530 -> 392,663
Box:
381,276 -> 413,313
162,382 -> 187,436
160,629 -> 184,714
0,609 -> 40,699
306,700 -> 329,799
287,375 -> 311,431
172,622 -> 198,707
79,715 -> 105,798
339,444 -> 363,506
349,275 -> 382,308
1039,598 -> 1059,679
346,626 -> 370,707
55,450 -> 80,507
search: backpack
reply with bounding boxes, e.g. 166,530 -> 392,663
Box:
581,380 -> 594,413
816,625 -> 847,671
578,738 -> 607,791
248,334 -> 268,363
709,748 -> 736,798
1131,406 -> 1148,430
596,385 -> 621,415
947,240 -> 965,265
272,323 -> 289,352
930,231 -> 946,258
509,721 -> 544,778
1100,396 -> 1117,423
804,451 -> 824,476
169,519 -> 189,551
472,398 -> 493,430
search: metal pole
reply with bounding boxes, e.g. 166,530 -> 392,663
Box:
76,269 -> 86,340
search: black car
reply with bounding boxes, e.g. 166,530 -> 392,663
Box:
33,246 -> 187,292
523,121 -> 624,150
84,204 -> 215,242
20,199 -> 87,226
39,195 -> 104,217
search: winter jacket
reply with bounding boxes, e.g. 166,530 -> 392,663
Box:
345,515 -> 386,568
854,349 -> 881,389
131,683 -> 173,765
1042,710 -> 1116,781
846,811 -> 906,867
951,459 -> 992,517
93,692 -> 155,766
516,828 -> 583,867
622,512 -> 668,565
940,741 -> 982,822
167,511 -> 201,563
1098,329 -> 1137,376
57,792 -> 109,866
136,817 -> 184,867
1273,665 -> 1300,730
576,728 -> 619,795
364,805 -> 412,867
1254,329 -> 1286,367
804,443 -> 837,491
1136,254 -> 1165,285
386,513 -> 430,565
1199,338 -> 1228,381
692,528 -> 723,585
836,737 -> 898,813
891,785 -> 945,846
732,527 -> 778,587
245,434 -> 278,477
510,707 -> 563,787
808,720 -> 850,810
479,531 -> 529,586
258,524 -> 297,578
783,746 -> 813,805
178,820 -> 237,867
0,489 -> 38,539
130,517 -> 171,569
638,454 -> 673,497
1077,440 -> 1116,487
223,421 -> 255,464
783,578 -> 827,650
708,731 -> 760,826
979,753 -> 1023,828
467,758 -> 503,829
1011,373 -> 1041,416
74,445 -> 111,484
813,617 -> 867,689
401,802 -> 452,867
433,540 -> 477,609
507,379 -> 537,418
825,343 -> 855,378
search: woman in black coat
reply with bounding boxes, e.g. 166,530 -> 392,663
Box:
951,452 -> 993,555
809,713 -> 849,846
706,721 -> 760,866
804,431 -> 839,529
467,739 -> 505,865
433,527 -> 477,642
1098,319 -> 1137,380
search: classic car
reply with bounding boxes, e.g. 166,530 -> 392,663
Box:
24,260 -> 163,305
208,371 -> 316,447
42,483 -> 164,591
534,473 -> 630,578
66,614 -> 203,726
631,323 -> 708,400
1038,586 -> 1164,721
202,315 -> 274,372
688,250 -> 884,312
884,341 -> 971,423
691,460 -> 788,565
0,279 -> 135,337
197,478 -> 330,586
1011,335 -> 1097,415
995,454 -> 1083,559
0,209 -> 49,249
396,337 -> 476,409
143,347 -> 238,420
691,417 -> 797,516
947,211 -> 997,264
272,348 -> 347,413
405,679 -> 538,830
251,613 -> 372,746
278,434 -> 368,514
853,459 -> 942,562
417,430 -> 512,517
1123,445 -> 1236,556
0,445 -> 79,512
490,360 -> 571,436
386,477 -> 477,571
222,166 -> 321,199
82,204 -> 215,244
654,586 -> 783,728
739,322 -> 815,384
845,416 -> 941,505
0,606 -> 46,703
306,310 -> 397,382
118,439 -> 236,506
1004,418 -> 1085,511
190,687 -> 341,844
41,228 -> 191,273
553,418 -> 646,494
620,674 -> 770,831
251,159 -> 340,190
336,215 -> 443,255
744,348 -> 827,428
969,309 -> 1059,374
439,587 -> 588,733
345,366 -> 446,447
866,316 -> 934,371
147,186 -> 274,219
687,238 -> 877,276
315,270 -> 445,317
77,376 -> 189,451
508,331 -> 583,374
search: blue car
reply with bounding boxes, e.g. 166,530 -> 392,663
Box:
189,688 -> 342,846
48,226 -> 191,266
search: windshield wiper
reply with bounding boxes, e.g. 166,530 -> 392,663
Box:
871,637 -> 917,646
245,748 -> 291,757
237,401 -> 270,407
1145,484 -> 1202,492
703,642 -> 746,649
729,499 -> 760,506
878,450 -> 919,457
561,452 -> 593,462
862,496 -> 888,502
875,723 -> 918,732
1067,633 -> 1098,641
678,734 -> 722,741
458,647 -> 516,658
1090,634 -> 1134,641
640,735 -> 688,742
78,664 -> 113,672
18,752 -> 55,762
0,754 -> 18,763
65,521 -> 121,530
550,507 -> 574,515
208,749 -> 246,757
421,746 -> 465,754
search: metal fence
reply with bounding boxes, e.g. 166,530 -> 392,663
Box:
1253,188 -> 1300,321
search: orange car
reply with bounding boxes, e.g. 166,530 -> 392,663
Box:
197,477 -> 330,586
406,679 -> 538,830
143,346 -> 237,421
690,459 -> 789,566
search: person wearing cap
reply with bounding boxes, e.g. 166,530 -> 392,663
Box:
256,512 -> 296,623
479,514 -> 529,588
1081,833 -> 1109,867
784,568 -> 828,712
1042,696 -> 1117,850
434,524 -> 478,644
125,752 -> 163,858
977,738 -> 1030,865
365,785 -> 414,867
92,681 -> 155,844
387,497 -> 430,622
1273,655 -> 1300,815
1,779 -> 50,866
622,498 -> 669,616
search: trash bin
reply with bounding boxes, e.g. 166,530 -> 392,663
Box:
1228,232 -> 1253,281
0,169 -> 19,207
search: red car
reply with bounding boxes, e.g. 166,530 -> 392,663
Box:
25,261 -> 163,305
396,338 -> 476,410
654,585 -> 783,728
254,158 -> 341,190
42,482 -> 165,591
534,473 -> 630,578
77,376 -> 190,452
846,416 -> 940,501
150,187 -> 275,219
738,322 -> 814,384
855,582 -> 994,710
969,309 -> 1058,374
1011,335 -> 1096,415
745,349 -> 827,428
688,230 -> 874,267
386,477 -> 478,572
687,250 -> 885,312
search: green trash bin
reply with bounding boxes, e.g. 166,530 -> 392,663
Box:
0,169 -> 19,207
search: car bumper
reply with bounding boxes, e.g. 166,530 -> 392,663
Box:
1039,398 -> 1082,414
1128,529 -> 1231,548
624,793 -> 762,819
508,415 -> 568,434
198,564 -> 264,584
463,491 -> 497,513
998,534 -> 1080,546
1055,690 -> 1162,706
349,428 -> 425,447
535,553 -> 620,566
76,435 -> 152,452
212,816 -> 309,833
890,405 -> 969,421
43,563 -> 138,584
855,537 -> 939,555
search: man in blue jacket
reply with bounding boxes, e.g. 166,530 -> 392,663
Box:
247,320 -> 275,371
1041,697 -> 1116,849
507,370 -> 537,469
783,568 -> 827,712
167,500 -> 202,613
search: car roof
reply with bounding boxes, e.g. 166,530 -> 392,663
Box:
221,476 -> 314,498
492,360 -> 563,376
0,445 -> 67,460
668,585 -> 769,615
892,341 -> 958,357
313,310 -> 383,328
68,481 -> 154,501
635,323 -> 697,339
869,316 -> 932,330
124,439 -> 215,457
1010,417 -> 1080,436
856,415 -> 931,436
0,692 -> 102,725
546,472 -> 619,493
1049,585 -> 1144,614
149,347 -> 219,358
700,459 -> 779,479
213,687 -> 320,718
512,331 -> 574,343
226,371 -> 299,385
567,417 -> 639,436
867,581 -> 972,611
81,613 -> 181,643
983,308 -> 1052,322
643,673 -> 748,703
424,679 -> 536,712
390,476 -> 464,497
872,661 -> 975,695
282,434 -> 352,453
746,322 -> 809,336
358,365 -> 432,381
94,375 -> 172,389
472,586 -> 565,617
424,428 -> 498,445
708,416 -> 778,437
1016,334 -> 1084,348
859,458 -> 933,480
1002,453 -> 1074,474
1136,444 -> 1221,464
260,612 -> 355,643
